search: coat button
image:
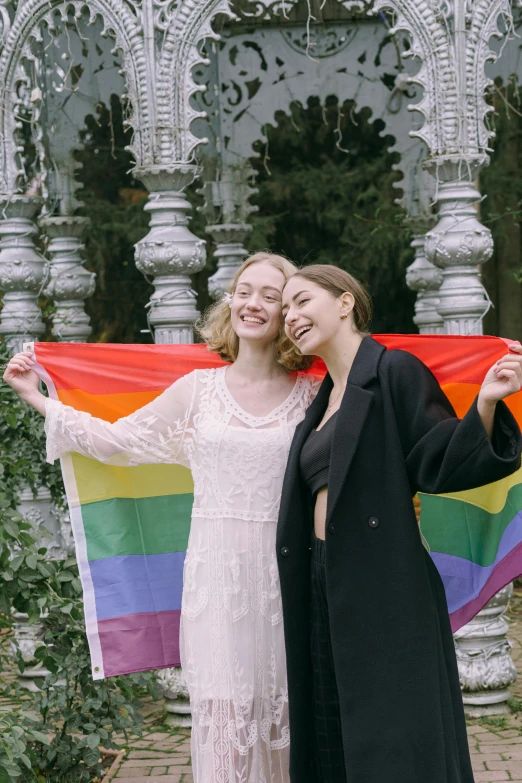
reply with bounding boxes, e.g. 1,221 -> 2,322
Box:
280,546 -> 290,557
368,517 -> 379,528
328,523 -> 335,534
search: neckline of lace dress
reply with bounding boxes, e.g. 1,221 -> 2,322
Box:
216,366 -> 305,426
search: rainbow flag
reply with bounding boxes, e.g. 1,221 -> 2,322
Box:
31,336 -> 522,680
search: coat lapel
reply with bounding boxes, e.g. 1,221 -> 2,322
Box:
326,336 -> 386,524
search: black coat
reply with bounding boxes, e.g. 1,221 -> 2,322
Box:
276,336 -> 521,783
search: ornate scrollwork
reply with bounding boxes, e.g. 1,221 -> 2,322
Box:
0,0 -> 149,194
370,0 -> 513,162
281,26 -> 356,57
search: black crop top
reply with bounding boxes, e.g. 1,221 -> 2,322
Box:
299,411 -> 338,495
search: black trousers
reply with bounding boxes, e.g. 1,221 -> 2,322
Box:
310,533 -> 347,783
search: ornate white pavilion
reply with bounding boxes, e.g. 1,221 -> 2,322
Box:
0,0 -> 521,719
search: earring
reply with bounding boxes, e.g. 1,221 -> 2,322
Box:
340,311 -> 349,320
223,292 -> 233,308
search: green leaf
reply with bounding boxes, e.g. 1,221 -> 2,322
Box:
36,563 -> 53,578
43,657 -> 58,674
61,603 -> 73,614
86,732 -> 101,749
58,572 -> 74,582
25,554 -> 37,570
5,413 -> 17,428
2,520 -> 18,538
10,554 -> 24,572
19,754 -> 31,769
0,766 -> 16,783
27,730 -> 50,746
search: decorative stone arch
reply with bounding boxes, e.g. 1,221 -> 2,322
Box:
158,0 -> 512,168
370,0 -> 512,164
0,0 -> 150,194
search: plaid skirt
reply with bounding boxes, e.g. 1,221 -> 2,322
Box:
310,533 -> 347,783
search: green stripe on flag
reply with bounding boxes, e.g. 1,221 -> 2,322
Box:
82,494 -> 193,561
420,484 -> 522,566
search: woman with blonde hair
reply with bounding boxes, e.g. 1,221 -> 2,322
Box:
4,252 -> 318,783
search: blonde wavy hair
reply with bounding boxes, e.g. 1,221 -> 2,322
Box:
197,252 -> 312,372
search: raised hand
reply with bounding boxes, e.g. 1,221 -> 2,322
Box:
3,350 -> 40,400
479,344 -> 522,405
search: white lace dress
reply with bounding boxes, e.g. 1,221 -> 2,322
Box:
45,366 -> 318,783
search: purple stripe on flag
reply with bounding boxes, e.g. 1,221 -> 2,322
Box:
98,610 -> 181,676
447,542 -> 522,632
90,552 -> 185,620
431,510 -> 522,617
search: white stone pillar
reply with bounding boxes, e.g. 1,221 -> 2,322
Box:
454,584 -> 516,716
0,196 -> 46,354
13,485 -> 64,690
206,223 -> 251,300
134,163 -> 207,725
201,166 -> 258,299
39,216 -> 95,342
425,162 -> 515,715
425,177 -> 493,336
405,227 -> 444,335
134,164 -> 207,344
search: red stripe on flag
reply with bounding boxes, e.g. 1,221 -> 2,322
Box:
34,334 -> 519,394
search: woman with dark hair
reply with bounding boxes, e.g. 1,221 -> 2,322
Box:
279,265 -> 522,783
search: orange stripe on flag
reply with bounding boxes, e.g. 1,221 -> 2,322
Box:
57,389 -> 162,421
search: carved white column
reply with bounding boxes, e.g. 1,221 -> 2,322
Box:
134,165 -> 206,344
13,485 -> 64,690
201,166 -> 258,299
206,224 -> 251,300
424,165 -> 515,714
454,584 -> 516,716
424,174 -> 493,336
134,163 -> 207,725
39,216 -> 95,342
405,225 -> 444,335
156,667 -> 192,727
0,196 -> 46,354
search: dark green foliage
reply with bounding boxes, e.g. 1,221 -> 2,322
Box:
75,95 -> 153,343
74,95 -> 213,342
0,494 -> 157,782
248,96 -> 416,333
480,78 -> 522,340
0,340 -> 64,507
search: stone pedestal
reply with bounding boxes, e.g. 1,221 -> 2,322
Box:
39,216 -> 95,342
0,196 -> 45,354
10,613 -> 47,693
424,175 -> 493,336
206,223 -> 251,299
454,584 -> 516,717
134,164 -> 206,344
156,666 -> 192,727
12,486 -> 69,690
406,231 -> 444,334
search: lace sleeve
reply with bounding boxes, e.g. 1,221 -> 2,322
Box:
44,372 -> 197,467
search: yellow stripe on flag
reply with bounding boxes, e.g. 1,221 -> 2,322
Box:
70,454 -> 194,506
434,466 -> 522,515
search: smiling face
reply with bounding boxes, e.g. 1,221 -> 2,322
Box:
230,260 -> 287,345
282,275 -> 354,356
